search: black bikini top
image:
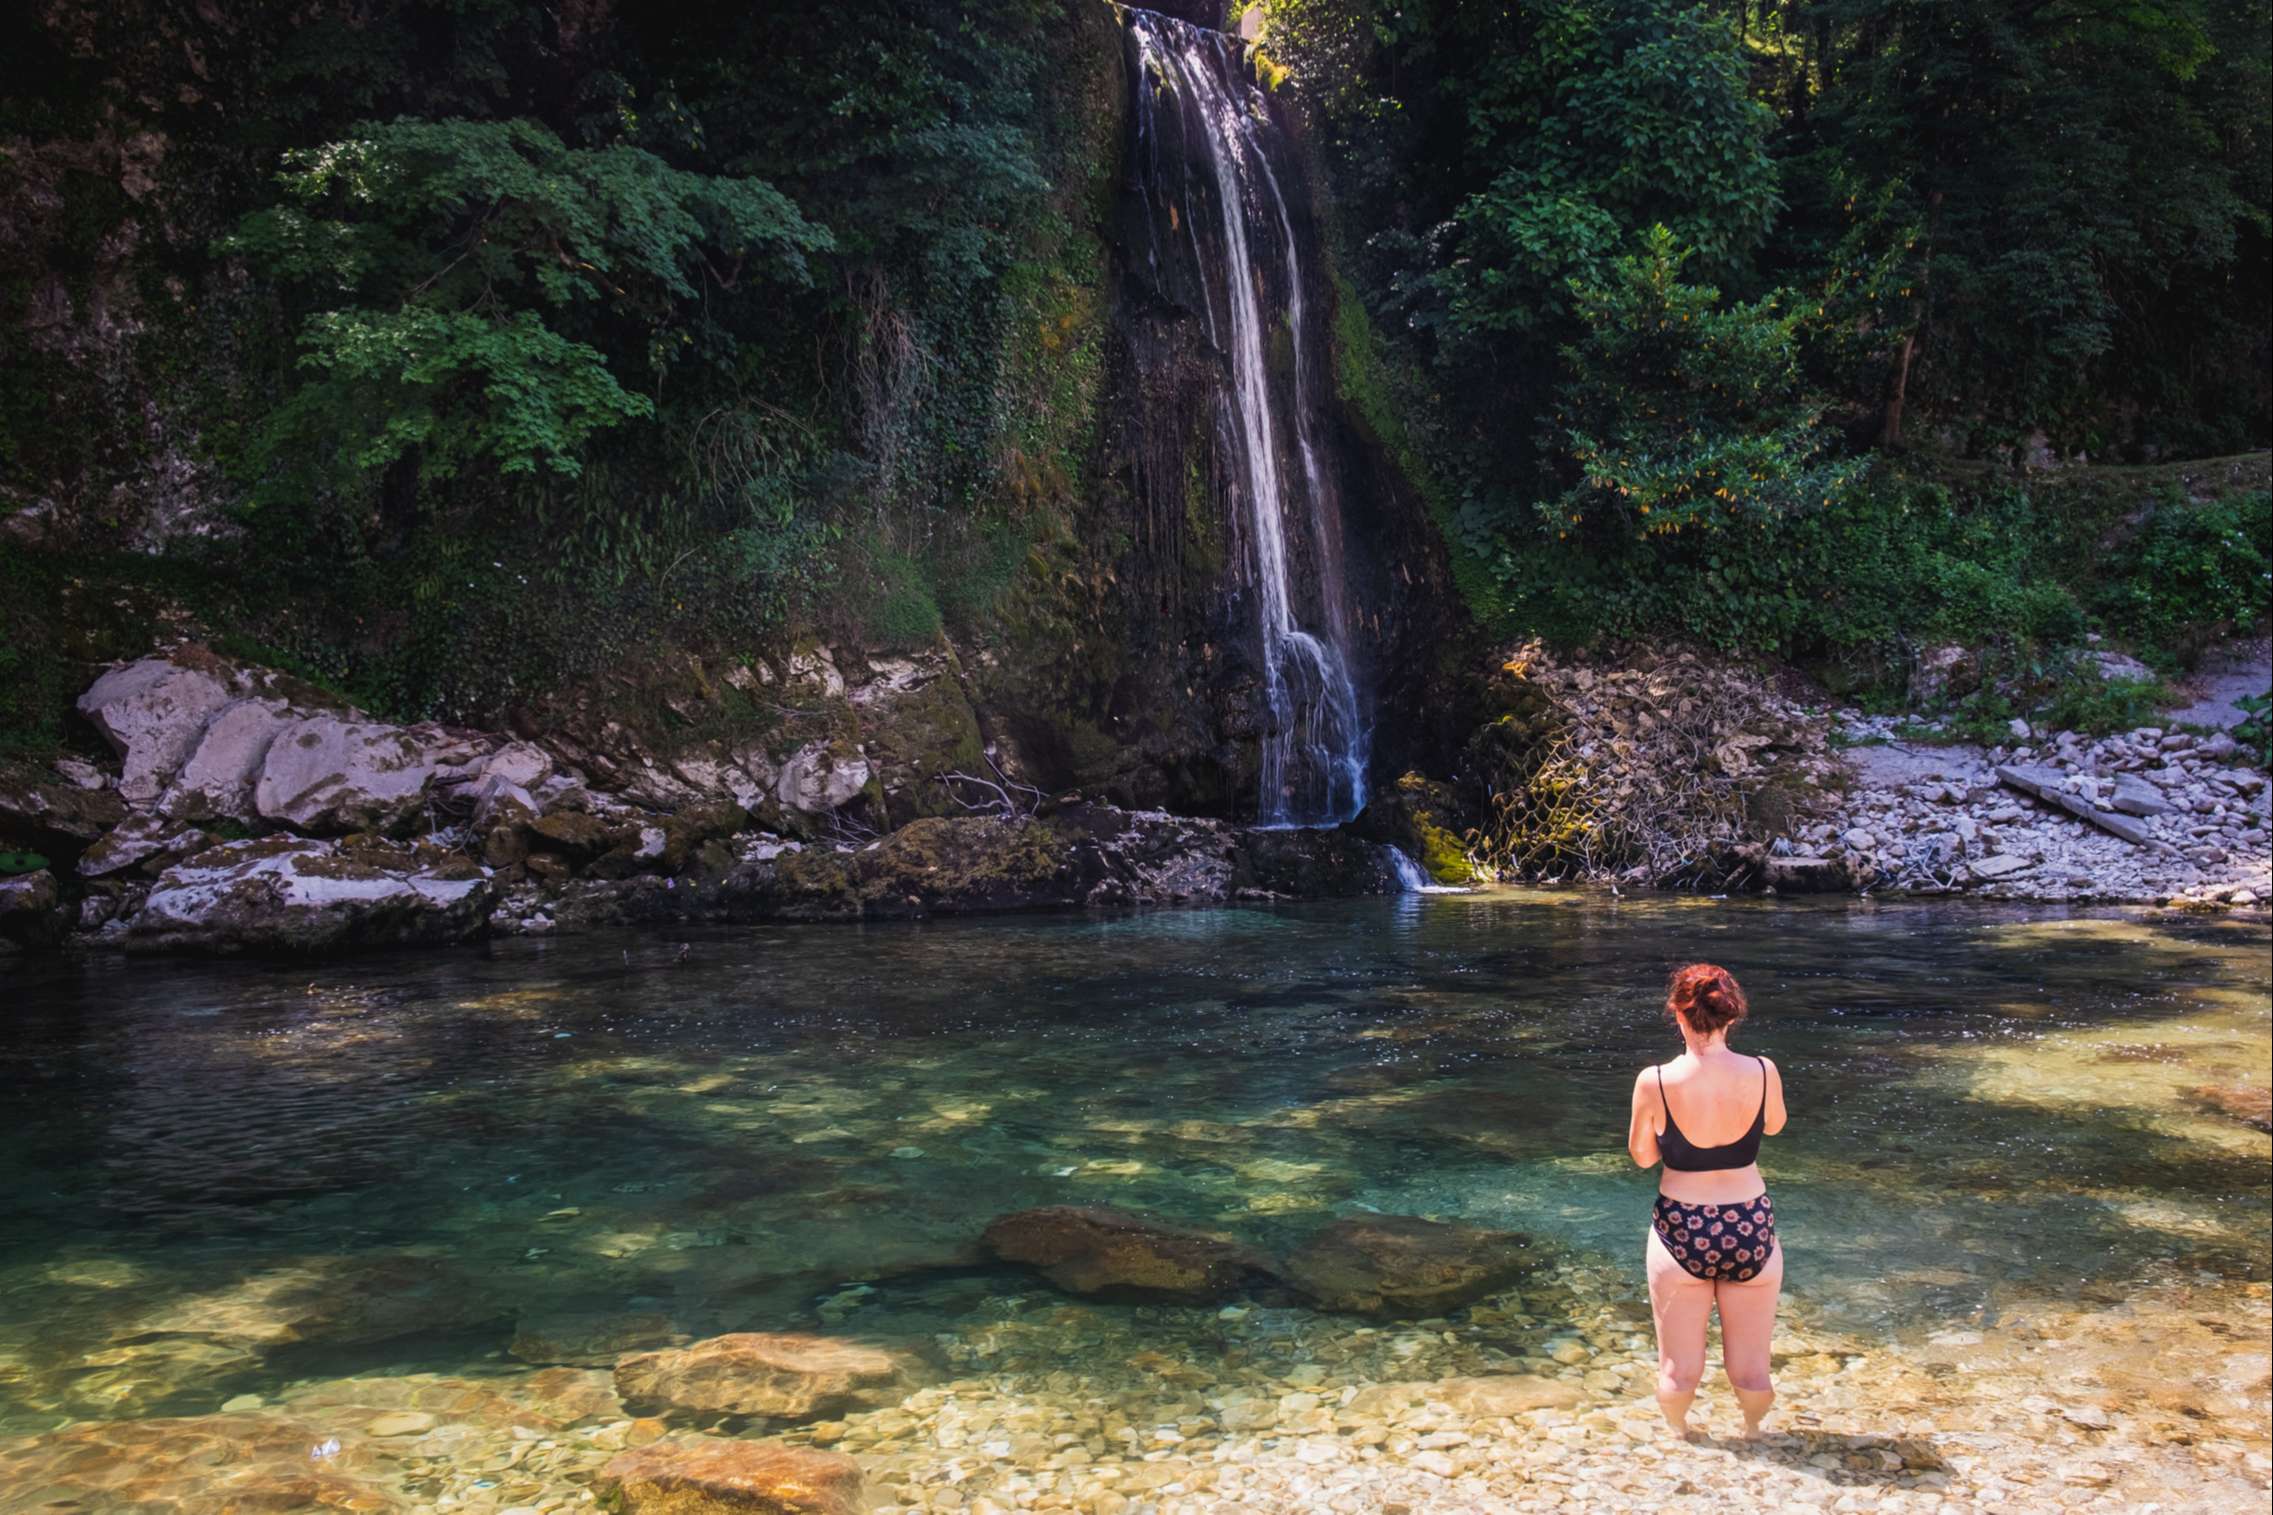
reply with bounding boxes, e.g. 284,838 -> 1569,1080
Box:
1656,1057 -> 1767,1172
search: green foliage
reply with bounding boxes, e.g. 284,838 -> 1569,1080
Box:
1432,0 -> 1779,343
1544,227 -> 1859,541
860,548 -> 946,651
222,116 -> 829,508
2092,491 -> 2273,662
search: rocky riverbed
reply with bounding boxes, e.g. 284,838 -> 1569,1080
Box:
2,1257 -> 2264,1514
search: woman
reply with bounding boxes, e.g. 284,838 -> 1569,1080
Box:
1626,962 -> 1787,1440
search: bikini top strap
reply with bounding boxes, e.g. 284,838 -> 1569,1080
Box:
1655,1065 -> 1669,1114
1754,1055 -> 1768,1118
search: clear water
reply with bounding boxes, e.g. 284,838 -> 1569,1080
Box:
1,892 -> 2267,1450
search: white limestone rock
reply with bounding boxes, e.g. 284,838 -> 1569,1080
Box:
156,697 -> 295,822
75,658 -> 234,804
775,740 -> 871,816
127,838 -> 492,954
253,716 -> 491,834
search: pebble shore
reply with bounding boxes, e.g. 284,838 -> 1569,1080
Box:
6,1258 -> 2266,1514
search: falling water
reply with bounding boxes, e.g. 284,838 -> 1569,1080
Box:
1126,7 -> 1367,827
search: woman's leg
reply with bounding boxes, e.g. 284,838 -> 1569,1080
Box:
1645,1223 -> 1714,1438
1714,1242 -> 1784,1436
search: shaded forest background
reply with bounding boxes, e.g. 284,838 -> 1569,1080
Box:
3,0 -> 2268,766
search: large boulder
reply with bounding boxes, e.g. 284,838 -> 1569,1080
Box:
75,657 -> 235,803
982,1205 -> 1276,1303
597,1438 -> 863,1515
0,868 -> 66,948
612,1333 -> 917,1422
126,837 -> 492,954
157,697 -> 296,822
1281,1214 -> 1534,1317
253,715 -> 491,834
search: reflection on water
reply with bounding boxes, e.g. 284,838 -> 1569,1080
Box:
0,892 -> 2267,1490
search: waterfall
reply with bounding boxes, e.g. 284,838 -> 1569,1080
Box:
1125,7 -> 1368,828
1384,844 -> 1466,894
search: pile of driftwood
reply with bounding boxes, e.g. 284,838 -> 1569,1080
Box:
1463,641 -> 1844,888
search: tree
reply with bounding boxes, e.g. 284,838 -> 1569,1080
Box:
223,117 -> 830,514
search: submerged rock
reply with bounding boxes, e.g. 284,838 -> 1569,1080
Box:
613,1333 -> 916,1422
2186,1082 -> 2273,1133
982,1205 -> 1277,1302
127,837 -> 492,954
510,1310 -> 686,1367
1281,1214 -> 1534,1317
597,1437 -> 864,1515
0,1412 -> 403,1514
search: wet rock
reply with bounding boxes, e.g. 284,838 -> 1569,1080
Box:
1764,854 -> 1846,892
982,1205 -> 1277,1302
76,656 -> 234,803
253,714 -> 490,834
156,696 -> 295,822
0,867 -> 66,947
597,1437 -> 864,1515
613,1333 -> 916,1422
1282,1215 -> 1533,1317
510,1310 -> 685,1367
2185,1083 -> 2272,1133
127,837 -> 493,954
116,1252 -> 507,1353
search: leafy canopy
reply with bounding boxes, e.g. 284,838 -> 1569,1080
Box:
224,117 -> 831,498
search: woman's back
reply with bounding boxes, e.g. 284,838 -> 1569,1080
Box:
1657,1051 -> 1768,1148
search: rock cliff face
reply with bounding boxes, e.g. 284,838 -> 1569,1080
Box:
3,646 -> 1413,955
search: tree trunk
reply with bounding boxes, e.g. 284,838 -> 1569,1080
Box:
1879,188 -> 1945,449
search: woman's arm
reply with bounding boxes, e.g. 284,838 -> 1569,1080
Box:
1762,1056 -> 1788,1136
1627,1070 -> 1662,1168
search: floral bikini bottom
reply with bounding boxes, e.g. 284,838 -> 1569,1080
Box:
1652,1193 -> 1777,1282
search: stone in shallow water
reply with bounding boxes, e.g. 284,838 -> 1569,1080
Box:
597,1437 -> 863,1515
981,1205 -> 1276,1302
613,1333 -> 916,1422
2185,1082 -> 2272,1132
1430,1374 -> 1586,1416
117,1252 -> 506,1353
1281,1214 -> 1533,1317
510,1309 -> 685,1367
0,1412 -> 401,1513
